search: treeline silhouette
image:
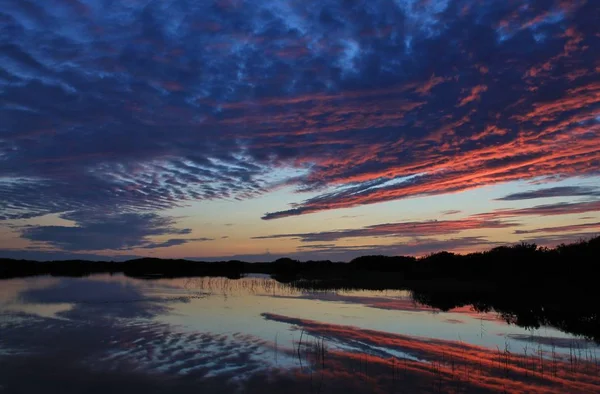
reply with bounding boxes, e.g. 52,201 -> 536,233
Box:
410,283 -> 600,343
1,236 -> 598,282
1,236 -> 599,341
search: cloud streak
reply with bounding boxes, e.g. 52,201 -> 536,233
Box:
20,212 -> 207,251
514,221 -> 600,235
0,0 -> 599,253
474,200 -> 600,220
254,218 -> 517,242
497,186 -> 600,201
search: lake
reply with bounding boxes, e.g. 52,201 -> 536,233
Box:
1,274 -> 599,393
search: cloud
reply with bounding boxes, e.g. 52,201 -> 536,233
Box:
518,231 -> 600,247
253,218 -> 517,242
139,237 -> 214,249
0,249 -> 138,261
497,186 -> 600,201
514,221 -> 600,235
441,210 -> 461,215
0,0 -> 598,232
457,84 -> 488,107
20,212 -> 207,251
200,236 -> 497,262
0,235 -> 498,261
474,200 -> 600,220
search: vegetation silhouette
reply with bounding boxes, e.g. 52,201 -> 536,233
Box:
1,236 -> 598,281
1,236 -> 599,341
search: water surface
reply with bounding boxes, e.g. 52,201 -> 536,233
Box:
1,274 -> 598,393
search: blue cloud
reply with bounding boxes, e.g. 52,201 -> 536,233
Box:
497,186 -> 600,201
0,0 -> 598,231
20,212 -> 206,251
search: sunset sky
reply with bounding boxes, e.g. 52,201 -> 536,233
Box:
1,0 -> 599,261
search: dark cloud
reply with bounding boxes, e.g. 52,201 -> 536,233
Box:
519,232 -> 600,247
497,186 -> 600,201
0,249 -> 137,261
0,0 -> 598,233
253,218 -> 517,242
474,200 -> 600,220
197,236 -> 498,261
0,235 -> 494,261
441,210 -> 461,216
293,236 -> 497,257
20,212 -> 207,251
139,237 -> 214,249
514,221 -> 600,235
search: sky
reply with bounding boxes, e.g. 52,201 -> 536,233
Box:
0,0 -> 599,262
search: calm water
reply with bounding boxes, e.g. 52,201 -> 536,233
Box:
1,274 -> 599,393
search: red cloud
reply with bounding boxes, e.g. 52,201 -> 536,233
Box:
262,81 -> 600,219
415,74 -> 447,95
457,85 -> 488,107
526,27 -> 585,79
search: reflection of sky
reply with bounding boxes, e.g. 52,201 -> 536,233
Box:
159,278 -> 581,358
1,275 -> 599,393
0,276 -> 73,319
1,275 -> 588,359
